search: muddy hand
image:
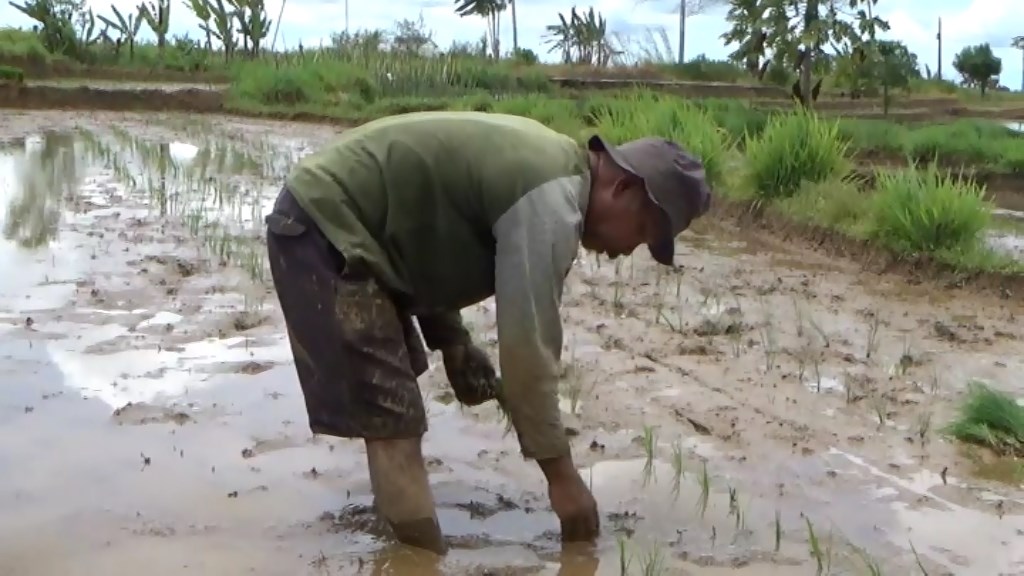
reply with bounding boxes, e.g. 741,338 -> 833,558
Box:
441,343 -> 498,406
548,472 -> 600,543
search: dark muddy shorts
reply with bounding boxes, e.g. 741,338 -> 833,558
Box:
265,187 -> 429,440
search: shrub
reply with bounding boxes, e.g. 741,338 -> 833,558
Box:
744,110 -> 851,200
866,162 -> 992,255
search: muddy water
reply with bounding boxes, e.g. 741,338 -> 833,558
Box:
1,111 -> 1023,576
988,209 -> 1024,262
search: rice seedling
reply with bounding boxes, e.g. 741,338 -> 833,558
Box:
612,258 -> 625,311
637,545 -> 667,576
865,310 -> 881,360
670,439 -> 685,501
895,335 -> 914,376
696,460 -> 711,518
851,543 -> 884,576
916,410 -> 932,447
641,425 -> 657,486
807,314 -> 830,349
617,535 -> 632,575
909,539 -> 929,575
792,298 -> 806,339
757,306 -> 779,373
870,393 -> 889,429
774,509 -> 782,553
559,346 -> 587,416
803,515 -> 833,575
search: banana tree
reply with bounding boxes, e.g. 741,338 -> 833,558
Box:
98,5 -> 143,59
201,0 -> 237,61
138,0 -> 170,56
9,0 -> 77,56
544,7 -> 615,66
454,0 -> 507,59
230,0 -> 271,57
184,0 -> 213,49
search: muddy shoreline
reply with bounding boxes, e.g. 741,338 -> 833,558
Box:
1,111 -> 1023,576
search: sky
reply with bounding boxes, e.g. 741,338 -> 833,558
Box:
2,0 -> 1022,90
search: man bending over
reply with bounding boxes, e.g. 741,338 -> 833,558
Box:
265,111 -> 711,554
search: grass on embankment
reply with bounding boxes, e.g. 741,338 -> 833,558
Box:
945,382 -> 1024,457
222,59 -> 1024,174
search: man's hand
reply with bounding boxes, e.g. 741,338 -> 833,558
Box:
539,455 -> 600,543
440,343 -> 499,407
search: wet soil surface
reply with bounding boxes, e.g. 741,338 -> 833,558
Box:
1,110 -> 1023,576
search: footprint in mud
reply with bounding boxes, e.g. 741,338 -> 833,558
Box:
112,401 -> 192,426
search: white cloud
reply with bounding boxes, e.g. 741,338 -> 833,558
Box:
0,0 -> 1020,89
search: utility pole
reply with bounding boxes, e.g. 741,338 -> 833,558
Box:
677,0 -> 686,63
936,17 -> 942,80
345,0 -> 349,35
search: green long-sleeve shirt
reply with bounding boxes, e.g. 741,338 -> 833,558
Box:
285,111 -> 590,460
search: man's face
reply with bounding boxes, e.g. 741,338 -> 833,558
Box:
581,175 -> 664,259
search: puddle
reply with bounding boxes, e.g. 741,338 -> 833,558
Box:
987,212 -> 1024,261
2,112 -> 1023,575
1001,120 -> 1024,133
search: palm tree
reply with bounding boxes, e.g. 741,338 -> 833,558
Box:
454,0 -> 509,58
1014,36 -> 1024,92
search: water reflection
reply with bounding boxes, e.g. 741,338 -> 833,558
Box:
1,132 -> 84,248
0,125 -> 307,280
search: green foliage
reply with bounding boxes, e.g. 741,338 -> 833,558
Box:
744,110 -> 851,200
944,381 -> 1024,456
720,0 -> 891,101
867,163 -> 991,255
953,43 -> 1002,96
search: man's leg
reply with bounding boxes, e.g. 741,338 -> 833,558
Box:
265,187 -> 445,555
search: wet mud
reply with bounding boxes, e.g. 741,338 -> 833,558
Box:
1,111 -> 1023,576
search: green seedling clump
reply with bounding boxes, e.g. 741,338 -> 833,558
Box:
867,162 -> 992,257
744,110 -> 851,201
944,381 -> 1024,456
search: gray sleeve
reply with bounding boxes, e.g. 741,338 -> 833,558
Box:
492,175 -> 584,461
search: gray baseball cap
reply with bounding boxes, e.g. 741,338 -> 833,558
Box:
588,135 -> 712,266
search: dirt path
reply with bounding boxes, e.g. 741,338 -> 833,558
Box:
0,111 -> 1022,576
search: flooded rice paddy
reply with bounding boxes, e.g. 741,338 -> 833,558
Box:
0,111 -> 1023,575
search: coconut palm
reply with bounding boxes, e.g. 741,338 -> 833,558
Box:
454,0 -> 509,58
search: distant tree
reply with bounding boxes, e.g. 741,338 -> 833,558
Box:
953,43 -> 1002,97
721,0 -> 889,108
391,14 -> 436,55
